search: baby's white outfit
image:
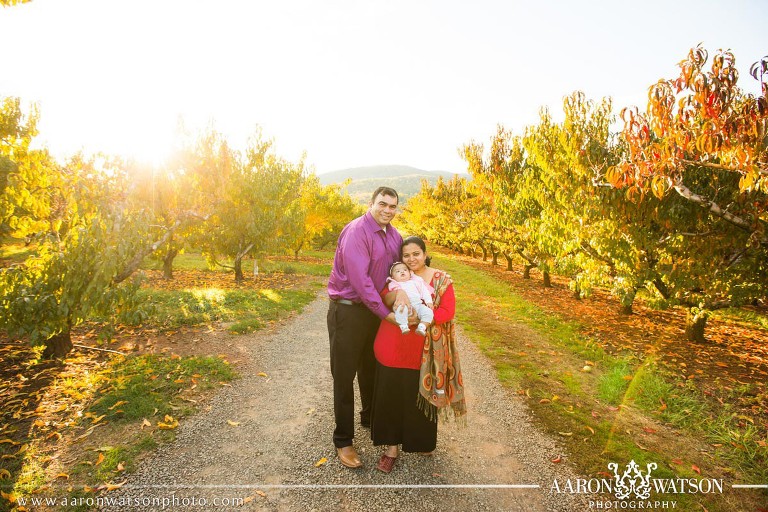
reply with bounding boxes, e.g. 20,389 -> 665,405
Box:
387,274 -> 434,336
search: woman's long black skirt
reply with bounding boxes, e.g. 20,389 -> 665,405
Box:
370,362 -> 437,452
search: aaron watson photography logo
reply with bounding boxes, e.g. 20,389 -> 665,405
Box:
550,459 -> 724,509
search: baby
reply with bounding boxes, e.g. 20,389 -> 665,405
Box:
387,261 -> 434,336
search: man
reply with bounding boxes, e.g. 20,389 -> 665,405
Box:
327,186 -> 409,468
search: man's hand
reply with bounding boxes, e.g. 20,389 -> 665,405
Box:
392,289 -> 414,316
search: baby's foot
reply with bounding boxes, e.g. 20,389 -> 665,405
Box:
415,323 -> 427,336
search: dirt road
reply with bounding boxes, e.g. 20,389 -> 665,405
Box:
103,293 -> 589,511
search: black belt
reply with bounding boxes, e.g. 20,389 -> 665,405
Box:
332,298 -> 362,306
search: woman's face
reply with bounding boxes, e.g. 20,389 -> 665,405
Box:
402,243 -> 427,272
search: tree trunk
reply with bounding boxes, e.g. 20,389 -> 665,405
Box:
234,257 -> 244,282
491,250 -> 499,266
542,271 -> 552,287
620,288 -> 637,315
481,244 -> 488,262
504,253 -> 514,271
457,246 -> 464,255
523,264 -> 534,279
162,247 -> 179,280
685,310 -> 708,343
572,283 -> 582,300
43,330 -> 73,359
293,240 -> 304,260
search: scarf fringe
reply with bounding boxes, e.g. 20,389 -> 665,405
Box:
417,393 -> 468,427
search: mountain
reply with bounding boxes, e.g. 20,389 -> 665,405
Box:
317,165 -> 470,204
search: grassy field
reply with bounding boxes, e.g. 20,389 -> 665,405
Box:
431,247 -> 767,512
0,250 -> 331,511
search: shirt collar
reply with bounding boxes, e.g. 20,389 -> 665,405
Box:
363,211 -> 388,233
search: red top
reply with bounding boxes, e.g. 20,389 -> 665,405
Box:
373,271 -> 455,370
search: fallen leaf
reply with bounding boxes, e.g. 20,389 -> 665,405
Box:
157,415 -> 179,430
46,432 -> 62,442
539,398 -> 551,404
226,420 -> 240,427
658,398 -> 667,412
670,459 -> 683,465
584,426 -> 595,435
558,432 -> 573,437
101,481 -> 126,492
116,462 -> 125,472
244,496 -> 255,504
0,490 -> 15,503
141,419 -> 151,430
16,444 -> 28,455
642,427 -> 657,434
96,453 -> 105,466
0,439 -> 18,445
257,372 -> 268,378
0,469 -> 10,479
551,455 -> 562,463
591,410 -> 600,419
314,457 -> 328,467
56,473 -> 69,479
108,401 -> 128,411
255,490 -> 266,497
692,464 -> 701,475
623,375 -> 634,381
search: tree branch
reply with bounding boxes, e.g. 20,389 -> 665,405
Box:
671,181 -> 767,245
679,158 -> 768,176
113,211 -> 210,284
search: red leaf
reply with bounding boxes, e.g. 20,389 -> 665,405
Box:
670,459 -> 683,465
642,427 -> 657,434
551,455 -> 562,463
691,464 -> 701,475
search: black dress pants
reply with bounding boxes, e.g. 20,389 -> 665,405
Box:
327,300 -> 380,448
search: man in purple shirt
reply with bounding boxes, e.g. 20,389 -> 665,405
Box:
327,186 -> 408,468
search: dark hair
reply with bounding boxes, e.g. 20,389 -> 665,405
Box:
401,236 -> 432,266
389,261 -> 407,276
370,186 -> 399,205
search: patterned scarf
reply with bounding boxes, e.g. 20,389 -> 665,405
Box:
417,272 -> 467,424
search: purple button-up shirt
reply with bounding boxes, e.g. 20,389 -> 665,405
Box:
328,212 -> 403,319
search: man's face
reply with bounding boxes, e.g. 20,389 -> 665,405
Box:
369,193 -> 398,227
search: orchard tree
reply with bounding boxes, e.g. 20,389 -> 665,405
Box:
0,155 -> 167,358
0,97 -> 57,239
205,134 -> 304,281
610,46 -> 768,339
289,174 -> 361,259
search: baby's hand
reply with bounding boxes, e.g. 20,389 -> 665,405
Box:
426,302 -> 435,310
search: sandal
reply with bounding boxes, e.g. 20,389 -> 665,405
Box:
376,453 -> 397,473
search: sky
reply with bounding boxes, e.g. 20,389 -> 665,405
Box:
0,0 -> 766,175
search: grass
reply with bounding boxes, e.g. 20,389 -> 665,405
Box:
141,250 -> 334,277
135,287 -> 320,331
0,237 -> 34,264
87,354 -> 236,421
432,249 -> 767,511
711,307 -> 768,330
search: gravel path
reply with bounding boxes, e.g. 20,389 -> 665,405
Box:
103,293 -> 590,511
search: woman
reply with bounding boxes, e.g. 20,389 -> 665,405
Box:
370,236 -> 466,473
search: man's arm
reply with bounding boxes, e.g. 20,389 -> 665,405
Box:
341,232 -> 390,319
